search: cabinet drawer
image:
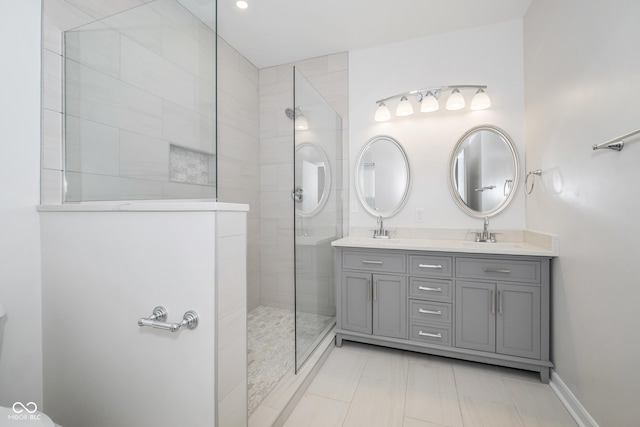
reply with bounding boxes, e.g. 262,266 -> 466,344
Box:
409,255 -> 453,277
409,300 -> 452,325
409,278 -> 453,302
410,323 -> 452,346
456,257 -> 541,284
342,250 -> 406,274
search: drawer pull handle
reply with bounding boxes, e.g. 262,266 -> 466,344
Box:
418,331 -> 442,339
419,264 -> 442,269
362,260 -> 383,265
419,308 -> 442,315
418,286 -> 442,292
483,268 -> 511,274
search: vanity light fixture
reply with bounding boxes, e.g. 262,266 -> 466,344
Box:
374,85 -> 490,121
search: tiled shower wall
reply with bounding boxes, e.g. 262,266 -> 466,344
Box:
42,0 -> 216,203
259,54 -> 349,310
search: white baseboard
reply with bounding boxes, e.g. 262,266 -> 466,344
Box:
550,370 -> 599,427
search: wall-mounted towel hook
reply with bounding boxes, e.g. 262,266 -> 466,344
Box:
525,169 -> 542,195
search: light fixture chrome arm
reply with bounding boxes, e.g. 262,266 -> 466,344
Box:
375,85 -> 487,104
592,128 -> 640,152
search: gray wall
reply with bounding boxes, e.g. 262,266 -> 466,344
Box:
524,1 -> 640,425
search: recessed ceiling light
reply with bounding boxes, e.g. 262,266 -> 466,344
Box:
236,0 -> 248,9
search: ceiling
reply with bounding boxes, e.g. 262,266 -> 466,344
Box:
217,0 -> 533,69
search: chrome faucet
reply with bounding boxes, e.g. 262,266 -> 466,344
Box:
373,215 -> 389,239
475,216 -> 496,243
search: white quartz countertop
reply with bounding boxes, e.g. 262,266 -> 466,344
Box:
332,234 -> 557,257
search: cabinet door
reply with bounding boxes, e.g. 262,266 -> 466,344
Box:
373,274 -> 407,339
341,271 -> 372,334
455,281 -> 496,353
496,283 -> 541,359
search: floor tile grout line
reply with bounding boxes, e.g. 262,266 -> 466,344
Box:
451,361 -> 467,427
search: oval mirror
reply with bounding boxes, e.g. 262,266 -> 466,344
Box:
355,135 -> 410,218
294,142 -> 331,217
449,125 -> 520,218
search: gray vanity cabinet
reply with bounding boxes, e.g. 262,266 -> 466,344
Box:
340,270 -> 407,339
340,271 -> 372,334
372,275 -> 407,339
335,246 -> 553,383
455,281 -> 541,359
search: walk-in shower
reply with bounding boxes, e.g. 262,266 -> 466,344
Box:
247,67 -> 343,416
60,0 -> 343,423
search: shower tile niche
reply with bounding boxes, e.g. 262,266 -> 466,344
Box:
169,144 -> 216,185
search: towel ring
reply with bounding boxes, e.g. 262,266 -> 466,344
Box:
525,169 -> 542,195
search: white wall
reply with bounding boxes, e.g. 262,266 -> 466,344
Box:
40,207 -> 247,427
0,0 -> 43,408
349,20 -> 526,231
524,1 -> 640,425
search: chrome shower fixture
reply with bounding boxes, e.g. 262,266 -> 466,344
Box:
374,85 -> 490,122
285,106 -> 309,130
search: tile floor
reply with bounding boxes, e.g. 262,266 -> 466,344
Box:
247,306 -> 335,416
283,341 -> 578,427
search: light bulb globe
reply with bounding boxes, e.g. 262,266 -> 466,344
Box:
471,89 -> 491,110
374,103 -> 391,122
420,92 -> 439,113
396,96 -> 414,116
446,89 -> 465,111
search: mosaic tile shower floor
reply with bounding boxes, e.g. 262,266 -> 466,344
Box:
247,306 -> 335,416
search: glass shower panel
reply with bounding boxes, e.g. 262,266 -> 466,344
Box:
63,0 -> 217,202
293,68 -> 342,371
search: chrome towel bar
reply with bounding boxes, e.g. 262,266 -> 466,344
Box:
592,128 -> 640,151
138,306 -> 199,332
